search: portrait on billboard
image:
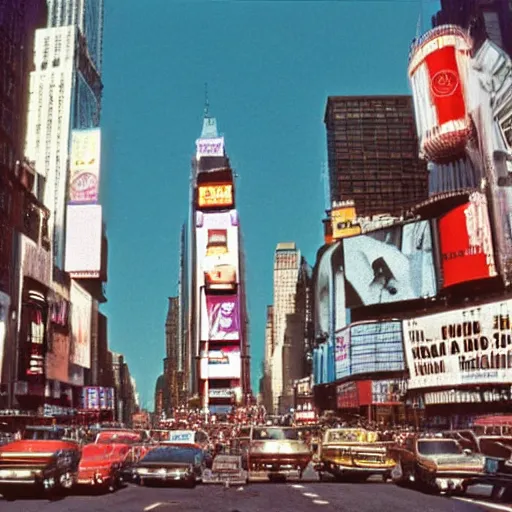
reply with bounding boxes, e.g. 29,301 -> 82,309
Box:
204,294 -> 240,341
339,222 -> 436,309
439,193 -> 497,288
196,211 -> 239,290
313,244 -> 337,339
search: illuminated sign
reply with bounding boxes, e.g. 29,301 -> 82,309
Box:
198,184 -> 233,209
331,206 -> 361,240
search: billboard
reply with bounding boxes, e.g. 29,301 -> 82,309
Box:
408,26 -> 473,161
201,294 -> 240,341
198,183 -> 233,210
81,387 -> 115,410
403,299 -> 512,389
313,341 -> 332,385
331,205 -> 361,240
196,210 -> 239,290
45,332 -> 70,383
371,379 -> 407,405
313,244 -> 337,339
439,192 -> 497,288
196,137 -> 224,158
203,346 -> 241,379
69,281 -> 92,368
0,292 -> 10,384
335,327 -> 350,380
337,220 -> 437,309
69,128 -> 101,203
64,204 -> 102,278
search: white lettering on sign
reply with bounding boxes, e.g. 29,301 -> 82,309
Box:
195,137 -> 224,157
169,431 -> 195,443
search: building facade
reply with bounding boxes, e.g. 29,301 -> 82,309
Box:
324,95 -> 428,218
165,296 -> 179,413
270,243 -> 301,414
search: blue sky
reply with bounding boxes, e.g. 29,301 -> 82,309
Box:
100,0 -> 440,409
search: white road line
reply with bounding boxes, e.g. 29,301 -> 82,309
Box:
144,503 -> 162,511
454,497 -> 512,512
291,484 -> 304,488
312,499 -> 330,505
303,492 -> 320,498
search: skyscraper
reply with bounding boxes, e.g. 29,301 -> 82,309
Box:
165,296 -> 179,412
432,0 -> 512,57
324,96 -> 428,218
270,242 -> 301,414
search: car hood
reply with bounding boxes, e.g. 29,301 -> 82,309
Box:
427,453 -> 485,467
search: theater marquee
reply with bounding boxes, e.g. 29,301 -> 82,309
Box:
198,184 -> 233,209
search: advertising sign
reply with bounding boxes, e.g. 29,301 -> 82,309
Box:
206,346 -> 241,379
408,26 -> 473,160
335,327 -> 350,380
196,137 -> 224,157
64,204 -> 102,278
371,379 -> 406,405
169,430 -> 195,444
336,382 -> 359,409
403,299 -> 512,389
350,321 -> 405,375
201,294 -> 240,341
45,332 -> 70,383
0,292 -> 10,384
439,192 -> 496,288
313,244 -> 337,338
424,388 -> 512,405
331,206 -> 361,240
81,386 -> 115,410
70,281 -> 92,368
198,184 -> 233,209
68,129 -> 101,203
338,220 -> 437,309
196,210 -> 239,290
21,235 -> 51,287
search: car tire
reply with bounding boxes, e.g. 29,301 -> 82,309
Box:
186,478 -> 197,489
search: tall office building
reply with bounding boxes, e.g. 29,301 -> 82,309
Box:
324,96 -> 428,218
432,0 -> 512,56
260,305 -> 274,411
25,0 -> 103,268
177,223 -> 189,405
270,242 -> 301,414
164,296 -> 179,412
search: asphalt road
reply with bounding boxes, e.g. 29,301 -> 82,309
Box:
0,482 -> 509,512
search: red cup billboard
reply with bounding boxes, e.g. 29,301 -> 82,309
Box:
439,192 -> 497,288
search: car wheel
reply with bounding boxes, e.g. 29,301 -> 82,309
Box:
2,492 -> 16,502
186,478 -> 197,489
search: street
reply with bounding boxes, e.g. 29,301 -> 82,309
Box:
0,482 -> 508,512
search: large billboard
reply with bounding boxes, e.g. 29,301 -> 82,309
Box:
403,298 -> 512,389
334,321 -> 405,379
196,210 -> 239,290
70,281 -> 92,369
335,220 -> 437,309
201,294 -> 240,342
197,183 -> 233,210
313,244 -> 338,339
64,204 -> 102,278
200,346 -> 241,379
331,205 -> 361,240
45,333 -> 70,383
439,192 -> 497,288
69,128 -> 101,204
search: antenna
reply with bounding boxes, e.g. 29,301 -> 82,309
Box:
204,82 -> 210,118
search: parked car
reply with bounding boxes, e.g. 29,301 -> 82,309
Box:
389,435 -> 486,494
132,445 -> 210,488
315,428 -> 395,482
0,425 -> 81,500
203,454 -> 248,485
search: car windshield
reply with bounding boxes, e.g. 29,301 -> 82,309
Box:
23,428 -> 67,440
141,447 -> 201,464
253,428 -> 299,441
418,440 -> 462,456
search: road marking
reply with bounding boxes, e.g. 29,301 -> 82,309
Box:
291,484 -> 304,488
454,497 -> 512,512
144,503 -> 162,511
312,499 -> 330,505
303,492 -> 320,498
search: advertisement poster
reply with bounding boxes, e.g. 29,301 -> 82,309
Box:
339,221 -> 436,309
331,205 -> 361,240
439,192 -> 496,288
335,327 -> 350,380
207,346 -> 241,379
70,281 -> 92,368
45,332 -> 70,383
198,184 -> 233,209
313,244 -> 337,338
403,299 -> 512,389
196,137 -> 224,157
196,210 -> 239,289
69,129 -> 101,204
350,321 -> 405,375
202,294 -> 240,341
0,291 -> 10,384
371,379 -> 406,405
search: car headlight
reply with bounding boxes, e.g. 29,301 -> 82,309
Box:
137,468 -> 149,475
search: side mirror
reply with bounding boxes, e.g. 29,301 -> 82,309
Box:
464,448 -> 472,455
